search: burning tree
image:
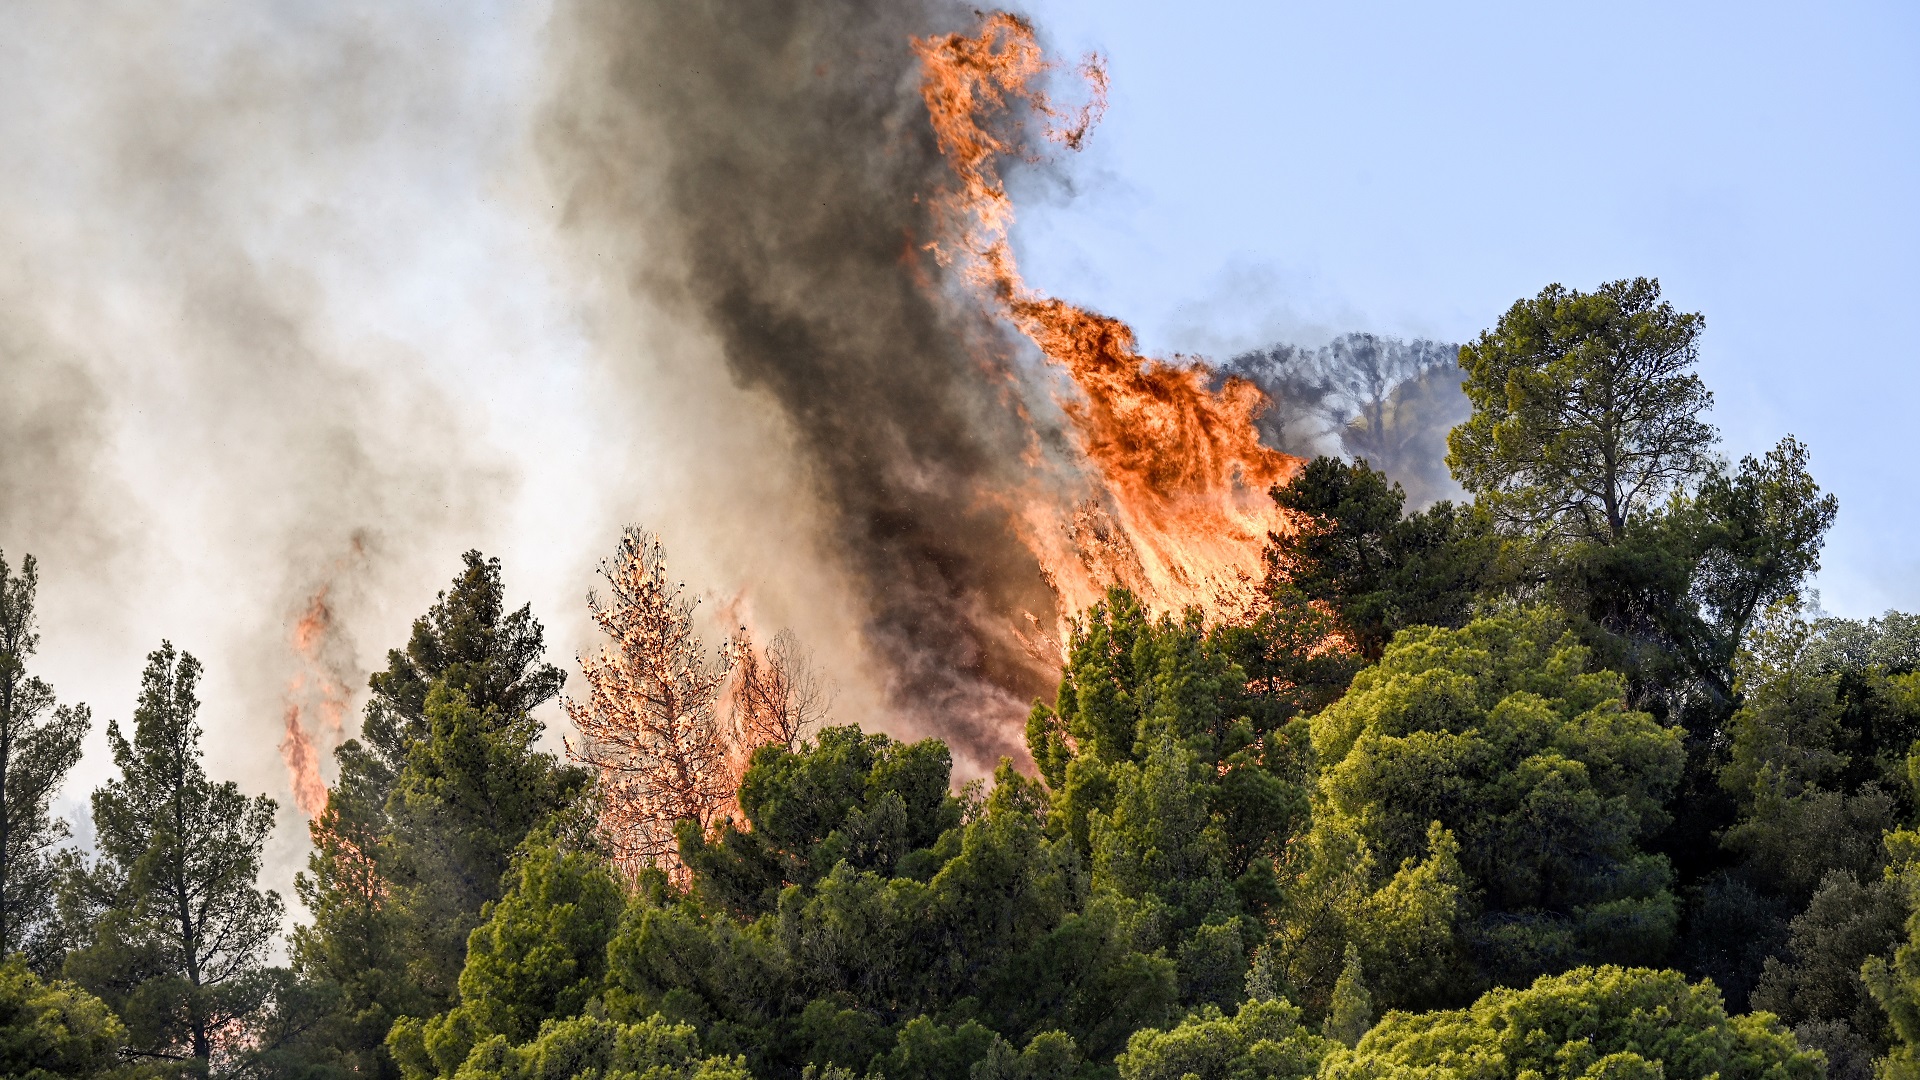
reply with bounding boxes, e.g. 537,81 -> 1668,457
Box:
564,528 -> 733,876
724,627 -> 829,755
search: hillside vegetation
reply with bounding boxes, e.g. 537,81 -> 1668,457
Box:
2,279 -> 1914,1080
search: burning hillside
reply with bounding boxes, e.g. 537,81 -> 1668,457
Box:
538,2 -> 1304,769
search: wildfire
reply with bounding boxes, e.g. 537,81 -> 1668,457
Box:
915,15 -> 1299,626
282,584 -> 350,817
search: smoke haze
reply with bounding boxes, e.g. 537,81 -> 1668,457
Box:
0,1 -> 574,899
540,0 -> 1088,770
0,0 -> 1475,910
1223,334 -> 1470,508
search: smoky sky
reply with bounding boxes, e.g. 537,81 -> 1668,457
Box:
541,0 -> 1077,769
2,0 -> 1488,905
0,1 -> 545,903
1223,333 -> 1471,509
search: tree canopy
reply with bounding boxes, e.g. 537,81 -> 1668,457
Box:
1322,966 -> 1821,1080
1448,277 -> 1714,546
0,552 -> 89,973
0,273 -> 1887,1078
62,642 -> 282,1073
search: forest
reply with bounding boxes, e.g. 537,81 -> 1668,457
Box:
3,278 -> 1918,1080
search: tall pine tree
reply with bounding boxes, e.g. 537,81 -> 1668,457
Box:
0,552 -> 88,972
63,642 -> 282,1074
286,551 -> 585,1077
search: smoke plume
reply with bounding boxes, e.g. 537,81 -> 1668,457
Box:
536,1 -> 1473,771
541,0 -> 1085,769
2,0 -> 1484,871
0,1 -> 547,893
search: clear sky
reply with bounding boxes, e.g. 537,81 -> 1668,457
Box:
1010,0 -> 1920,617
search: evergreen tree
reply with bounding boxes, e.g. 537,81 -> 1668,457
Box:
287,551 -> 584,1077
1114,997 -> 1329,1080
392,728 -> 1181,1079
1718,606 -> 1899,905
1023,589 -> 1320,1010
0,955 -> 127,1079
63,642 -> 282,1074
1682,606 -> 1920,1009
1861,830 -> 1920,1080
0,552 -> 89,971
1025,588 -> 1312,894
1446,280 -> 1835,714
384,683 -> 591,1006
362,551 -> 568,774
680,725 -> 962,917
386,837 -> 625,1075
1675,437 -> 1839,706
395,1013 -> 749,1080
1270,818 -> 1466,1017
1322,944 -> 1372,1048
1306,609 -> 1685,995
1266,457 -> 1495,660
1321,966 -> 1820,1080
1448,277 -> 1715,548
1753,869 -> 1905,1054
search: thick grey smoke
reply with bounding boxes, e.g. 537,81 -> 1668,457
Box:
1223,333 -> 1472,507
540,0 -> 1078,770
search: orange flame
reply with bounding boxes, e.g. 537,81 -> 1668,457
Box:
282,584 -> 350,816
914,16 -> 1298,625
281,696 -> 327,818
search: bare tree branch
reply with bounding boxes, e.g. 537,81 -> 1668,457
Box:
563,528 -> 733,880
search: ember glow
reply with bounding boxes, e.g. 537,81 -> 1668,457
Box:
916,15 -> 1301,626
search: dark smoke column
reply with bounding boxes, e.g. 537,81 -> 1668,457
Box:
540,0 -> 1067,770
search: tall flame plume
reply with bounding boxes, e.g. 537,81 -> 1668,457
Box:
281,585 -> 348,816
915,15 -> 1300,629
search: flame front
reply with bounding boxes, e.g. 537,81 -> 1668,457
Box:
282,585 -> 348,816
915,16 -> 1299,627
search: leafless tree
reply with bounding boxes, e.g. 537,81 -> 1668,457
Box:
564,528 -> 732,877
725,627 -> 830,755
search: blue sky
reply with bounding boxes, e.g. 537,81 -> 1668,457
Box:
1010,1 -> 1920,617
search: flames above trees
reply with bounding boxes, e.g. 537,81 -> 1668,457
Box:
281,11 -> 1318,868
282,585 -> 349,817
914,15 -> 1301,623
565,14 -> 1315,866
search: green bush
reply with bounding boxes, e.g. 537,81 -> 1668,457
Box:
1320,966 -> 1820,1080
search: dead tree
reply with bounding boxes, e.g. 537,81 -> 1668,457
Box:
725,627 -> 830,756
564,528 -> 732,877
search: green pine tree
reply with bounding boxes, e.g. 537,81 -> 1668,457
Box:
284,551 -> 585,1077
1244,945 -> 1279,1005
63,642 -> 282,1074
1323,943 -> 1372,1048
0,954 -> 127,1078
0,552 -> 89,972
385,836 -> 625,1076
383,682 -> 591,1005
1327,966 -> 1820,1079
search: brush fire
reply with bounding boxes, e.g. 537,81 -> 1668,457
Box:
278,12 -> 1307,824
